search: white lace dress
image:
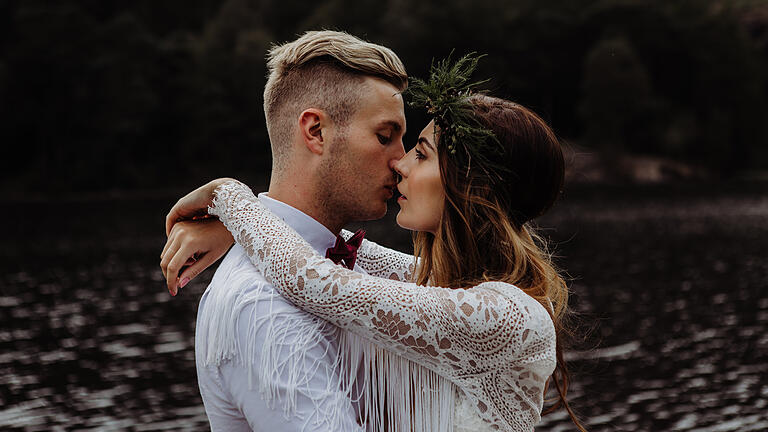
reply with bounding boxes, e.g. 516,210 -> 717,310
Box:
209,180 -> 557,431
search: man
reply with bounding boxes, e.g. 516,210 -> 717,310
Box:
160,30 -> 407,431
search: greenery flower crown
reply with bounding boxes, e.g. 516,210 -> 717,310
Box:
405,53 -> 509,181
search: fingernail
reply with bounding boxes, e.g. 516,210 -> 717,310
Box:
169,286 -> 177,296
179,277 -> 190,288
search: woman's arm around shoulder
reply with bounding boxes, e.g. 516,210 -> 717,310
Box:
210,179 -> 555,372
340,229 -> 417,282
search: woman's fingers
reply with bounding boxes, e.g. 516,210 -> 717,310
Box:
175,252 -> 218,294
165,196 -> 201,236
165,202 -> 183,237
161,216 -> 235,297
165,242 -> 199,296
160,234 -> 181,282
165,178 -> 231,235
160,227 -> 178,261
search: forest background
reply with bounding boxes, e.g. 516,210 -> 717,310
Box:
2,0 -> 767,196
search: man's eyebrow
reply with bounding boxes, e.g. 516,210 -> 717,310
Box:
418,137 -> 435,152
377,120 -> 403,133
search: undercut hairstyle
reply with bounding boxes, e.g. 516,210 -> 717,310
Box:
263,30 -> 408,173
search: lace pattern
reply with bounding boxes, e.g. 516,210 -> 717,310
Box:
209,180 -> 557,431
342,229 -> 417,282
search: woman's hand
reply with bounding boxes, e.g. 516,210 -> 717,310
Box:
160,217 -> 234,297
164,178 -> 233,236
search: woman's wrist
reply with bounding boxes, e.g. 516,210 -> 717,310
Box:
208,177 -> 235,194
208,178 -> 253,222
207,178 -> 238,206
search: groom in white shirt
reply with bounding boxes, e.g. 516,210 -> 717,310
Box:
161,31 -> 408,431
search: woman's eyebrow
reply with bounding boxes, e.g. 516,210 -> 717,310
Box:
418,137 -> 435,152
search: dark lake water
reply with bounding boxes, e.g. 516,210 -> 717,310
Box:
2,182 -> 767,431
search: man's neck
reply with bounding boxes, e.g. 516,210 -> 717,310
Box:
268,180 -> 347,235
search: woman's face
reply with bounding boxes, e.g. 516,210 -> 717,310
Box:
393,120 -> 445,233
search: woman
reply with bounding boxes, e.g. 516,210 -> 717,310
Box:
163,56 -> 585,431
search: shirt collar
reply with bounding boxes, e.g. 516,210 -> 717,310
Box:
257,192 -> 338,255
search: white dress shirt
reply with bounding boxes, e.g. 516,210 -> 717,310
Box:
195,193 -> 364,431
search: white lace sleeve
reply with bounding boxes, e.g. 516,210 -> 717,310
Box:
209,180 -> 557,431
340,229 -> 416,281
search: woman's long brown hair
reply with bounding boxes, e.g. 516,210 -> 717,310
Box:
412,95 -> 587,430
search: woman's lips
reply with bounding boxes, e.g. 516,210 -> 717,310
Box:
396,184 -> 406,201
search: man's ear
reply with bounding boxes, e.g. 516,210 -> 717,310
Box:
298,109 -> 327,155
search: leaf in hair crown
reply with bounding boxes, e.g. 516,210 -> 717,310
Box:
406,52 -> 508,180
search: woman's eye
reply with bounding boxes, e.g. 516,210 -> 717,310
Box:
415,149 -> 426,160
377,134 -> 391,145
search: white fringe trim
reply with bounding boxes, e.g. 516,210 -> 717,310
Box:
339,331 -> 456,431
199,247 -> 456,431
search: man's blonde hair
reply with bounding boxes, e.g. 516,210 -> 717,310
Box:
263,30 -> 407,173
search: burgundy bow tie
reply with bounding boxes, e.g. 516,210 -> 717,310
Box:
325,229 -> 365,270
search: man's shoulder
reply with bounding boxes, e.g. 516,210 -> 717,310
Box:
215,244 -> 268,284
196,244 -> 339,370
199,244 -> 303,317
199,244 -> 274,305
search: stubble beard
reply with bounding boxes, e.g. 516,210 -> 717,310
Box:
317,134 -> 383,226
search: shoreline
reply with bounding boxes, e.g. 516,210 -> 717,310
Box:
5,176 -> 767,204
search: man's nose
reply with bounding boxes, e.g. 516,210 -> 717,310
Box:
393,137 -> 406,159
392,155 -> 406,177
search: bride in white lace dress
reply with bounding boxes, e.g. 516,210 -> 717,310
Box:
162,57 -> 586,431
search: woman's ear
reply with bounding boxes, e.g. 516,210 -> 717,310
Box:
298,108 -> 326,155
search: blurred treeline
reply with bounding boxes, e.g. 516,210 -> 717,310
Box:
1,0 -> 767,195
